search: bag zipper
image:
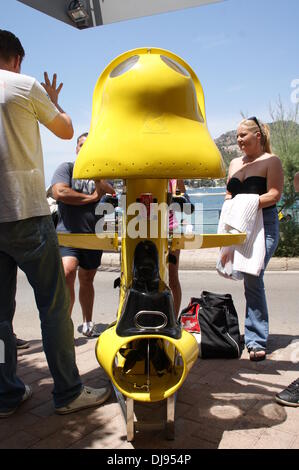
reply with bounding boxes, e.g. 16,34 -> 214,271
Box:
224,304 -> 240,357
225,332 -> 240,357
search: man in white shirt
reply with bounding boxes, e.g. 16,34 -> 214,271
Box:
0,30 -> 110,417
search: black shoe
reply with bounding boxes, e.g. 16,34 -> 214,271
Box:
275,378 -> 299,407
0,385 -> 33,418
14,334 -> 30,350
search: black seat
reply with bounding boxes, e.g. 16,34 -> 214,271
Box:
116,241 -> 181,339
132,239 -> 160,292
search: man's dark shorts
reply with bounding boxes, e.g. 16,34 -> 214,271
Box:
60,246 -> 102,270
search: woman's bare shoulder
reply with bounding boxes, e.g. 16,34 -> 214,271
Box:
264,153 -> 282,166
229,156 -> 243,169
264,152 -> 280,160
264,154 -> 283,175
229,156 -> 243,165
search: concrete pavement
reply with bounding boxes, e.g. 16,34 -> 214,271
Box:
2,327 -> 298,450
1,255 -> 299,450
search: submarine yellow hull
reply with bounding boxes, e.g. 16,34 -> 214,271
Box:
96,326 -> 198,402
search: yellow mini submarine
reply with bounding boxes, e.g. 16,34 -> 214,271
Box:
59,47 -> 246,440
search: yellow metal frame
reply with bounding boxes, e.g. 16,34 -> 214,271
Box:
62,48 -> 246,406
57,233 -> 119,251
171,233 -> 247,250
96,327 -> 198,402
73,47 -> 225,180
58,179 -> 246,404
58,232 -> 246,252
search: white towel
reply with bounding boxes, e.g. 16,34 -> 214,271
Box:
217,194 -> 265,278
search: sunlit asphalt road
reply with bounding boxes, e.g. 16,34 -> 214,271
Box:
14,269 -> 299,341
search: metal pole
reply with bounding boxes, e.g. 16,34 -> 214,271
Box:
127,397 -> 135,442
166,394 -> 176,440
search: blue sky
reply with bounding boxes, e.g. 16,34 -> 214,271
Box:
3,0 -> 299,185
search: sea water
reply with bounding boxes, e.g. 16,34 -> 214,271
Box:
109,186 -> 297,236
185,187 -> 225,234
186,188 -> 299,233
108,186 -> 226,235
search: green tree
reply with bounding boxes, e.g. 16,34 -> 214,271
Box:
269,100 -> 299,256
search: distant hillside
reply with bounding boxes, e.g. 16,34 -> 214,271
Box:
215,129 -> 240,154
215,130 -> 241,169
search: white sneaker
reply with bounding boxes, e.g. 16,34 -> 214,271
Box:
82,322 -> 100,338
55,385 -> 111,415
0,384 -> 33,418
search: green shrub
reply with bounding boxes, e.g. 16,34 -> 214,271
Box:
275,218 -> 299,257
269,102 -> 299,256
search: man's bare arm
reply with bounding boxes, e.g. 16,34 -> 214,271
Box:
52,183 -> 101,205
42,72 -> 73,139
95,180 -> 115,198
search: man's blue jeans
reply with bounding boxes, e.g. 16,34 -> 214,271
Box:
243,207 -> 280,351
0,215 -> 82,411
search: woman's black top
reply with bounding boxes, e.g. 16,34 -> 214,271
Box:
227,176 -> 276,209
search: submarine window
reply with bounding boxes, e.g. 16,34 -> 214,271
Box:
160,56 -> 190,77
110,55 -> 139,78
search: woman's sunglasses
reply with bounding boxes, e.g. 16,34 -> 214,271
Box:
248,116 -> 263,136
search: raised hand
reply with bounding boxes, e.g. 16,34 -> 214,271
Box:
41,72 -> 63,106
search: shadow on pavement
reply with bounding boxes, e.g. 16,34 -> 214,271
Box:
0,333 -> 297,449
130,333 -> 299,449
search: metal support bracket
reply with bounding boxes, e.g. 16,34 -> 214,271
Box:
112,383 -> 176,442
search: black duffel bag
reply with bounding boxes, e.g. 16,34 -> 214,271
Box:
180,291 -> 243,359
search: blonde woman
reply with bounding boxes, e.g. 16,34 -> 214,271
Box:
225,117 -> 284,361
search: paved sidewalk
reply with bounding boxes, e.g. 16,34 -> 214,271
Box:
0,332 -> 298,449
1,255 -> 298,450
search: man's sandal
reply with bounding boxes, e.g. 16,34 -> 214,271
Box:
248,348 -> 266,362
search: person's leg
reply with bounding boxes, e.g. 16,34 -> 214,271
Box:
78,268 -> 97,324
61,254 -> 79,316
244,208 -> 279,354
77,250 -> 102,336
0,249 -> 26,411
168,250 -> 181,317
15,217 -> 82,407
243,270 -> 268,352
